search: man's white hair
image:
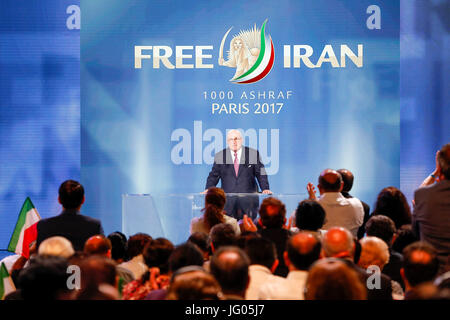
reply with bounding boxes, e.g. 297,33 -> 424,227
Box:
226,129 -> 242,139
38,236 -> 75,258
358,236 -> 390,269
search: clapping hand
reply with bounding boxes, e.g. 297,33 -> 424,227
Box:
241,214 -> 258,232
307,182 -> 317,200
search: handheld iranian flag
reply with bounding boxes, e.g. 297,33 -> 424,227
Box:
0,262 -> 16,300
7,197 -> 41,259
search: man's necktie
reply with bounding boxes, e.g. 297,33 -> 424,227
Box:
234,151 -> 239,177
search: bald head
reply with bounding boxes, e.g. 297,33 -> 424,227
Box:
286,232 -> 321,271
84,235 -> 112,257
291,232 -> 319,254
210,246 -> 249,296
318,169 -> 343,193
322,227 -> 354,259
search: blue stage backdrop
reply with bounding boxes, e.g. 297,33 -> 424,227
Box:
81,0 -> 400,236
0,1 -> 80,260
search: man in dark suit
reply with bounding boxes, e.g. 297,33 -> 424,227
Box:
205,129 -> 272,220
338,169 -> 371,239
413,143 -> 450,273
36,180 -> 104,251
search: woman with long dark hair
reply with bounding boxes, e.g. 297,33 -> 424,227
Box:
372,186 -> 412,229
190,187 -> 240,236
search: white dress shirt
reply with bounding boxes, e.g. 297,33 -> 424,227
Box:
245,265 -> 283,300
119,254 -> 148,280
190,214 -> 241,236
318,192 -> 364,237
230,148 -> 242,164
258,270 -> 309,300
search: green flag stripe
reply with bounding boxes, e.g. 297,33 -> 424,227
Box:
0,263 -> 10,298
7,197 -> 35,252
234,20 -> 267,80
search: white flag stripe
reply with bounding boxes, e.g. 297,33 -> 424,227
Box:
14,208 -> 40,255
2,276 -> 16,298
234,36 -> 272,83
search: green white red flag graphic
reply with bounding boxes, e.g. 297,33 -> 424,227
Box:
7,197 -> 41,259
0,262 -> 16,300
232,20 -> 274,84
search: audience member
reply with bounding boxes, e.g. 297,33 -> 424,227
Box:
9,241 -> 38,287
144,242 -> 204,300
307,169 -> 364,237
236,231 -> 261,250
413,143 -> 450,273
401,241 -> 440,299
191,187 -> 241,236
84,235 -> 112,257
166,267 -> 223,300
107,232 -> 128,264
209,223 -> 238,253
365,215 -> 404,288
292,200 -> 326,237
372,186 -> 412,229
305,258 -> 366,300
38,236 -> 74,259
210,246 -> 250,300
358,236 -> 404,299
392,225 -> 418,254
243,197 -> 292,277
17,255 -> 70,300
122,238 -> 174,300
338,169 -> 371,239
36,180 -> 104,251
84,235 -> 134,285
259,232 -> 321,300
76,255 -> 119,300
187,232 -> 210,262
322,227 -> 393,300
244,237 -> 282,299
168,242 -> 205,273
119,233 -> 152,280
404,282 -> 440,300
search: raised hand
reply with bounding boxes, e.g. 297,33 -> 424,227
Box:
241,214 -> 258,232
307,182 -> 317,200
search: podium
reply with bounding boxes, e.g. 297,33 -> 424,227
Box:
122,193 -> 307,245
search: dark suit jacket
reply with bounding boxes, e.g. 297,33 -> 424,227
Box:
341,259 -> 393,300
205,147 -> 269,193
36,209 -> 104,251
413,180 -> 450,271
383,249 -> 404,289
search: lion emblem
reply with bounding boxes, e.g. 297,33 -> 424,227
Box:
218,24 -> 262,80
